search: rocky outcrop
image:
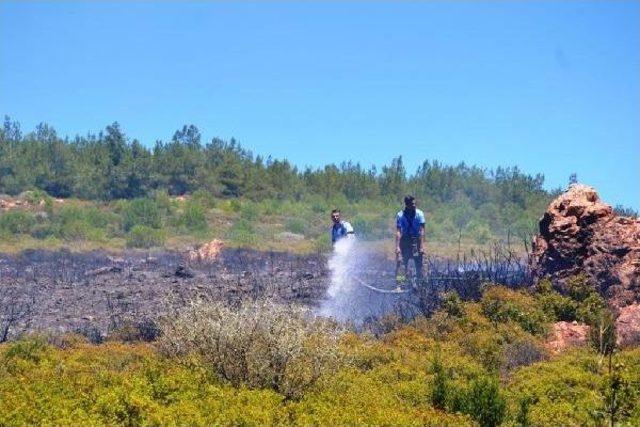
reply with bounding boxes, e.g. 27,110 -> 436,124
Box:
545,321 -> 590,353
616,303 -> 640,347
530,184 -> 640,308
186,239 -> 224,263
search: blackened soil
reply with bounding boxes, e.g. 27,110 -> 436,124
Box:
0,248 -> 330,339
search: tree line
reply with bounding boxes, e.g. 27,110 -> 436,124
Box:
0,116 -> 552,209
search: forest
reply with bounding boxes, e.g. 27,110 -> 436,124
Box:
0,117 -> 567,252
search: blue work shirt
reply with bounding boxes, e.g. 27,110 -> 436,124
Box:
331,220 -> 354,243
396,209 -> 426,237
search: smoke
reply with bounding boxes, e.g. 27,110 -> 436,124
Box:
318,237 -> 397,324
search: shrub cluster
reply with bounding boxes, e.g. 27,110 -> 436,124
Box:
158,300 -> 345,399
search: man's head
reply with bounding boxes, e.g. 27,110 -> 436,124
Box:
331,209 -> 341,224
404,195 -> 417,213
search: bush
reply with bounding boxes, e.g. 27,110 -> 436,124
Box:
285,217 -> 306,235
441,291 -> 465,318
191,189 -> 216,208
535,279 -> 577,321
430,350 -> 448,410
158,300 -> 345,399
501,337 -> 545,372
108,318 -> 160,342
52,205 -> 111,241
121,198 -> 162,232
177,200 -> 208,233
227,219 -> 258,246
464,375 -> 507,427
126,225 -> 166,248
350,214 -> 388,240
0,210 -> 36,235
481,286 -> 548,335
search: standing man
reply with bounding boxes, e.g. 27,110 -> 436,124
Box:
331,209 -> 354,245
396,195 -> 426,285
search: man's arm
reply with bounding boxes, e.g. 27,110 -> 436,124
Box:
395,228 -> 402,256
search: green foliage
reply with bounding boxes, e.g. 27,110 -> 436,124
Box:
52,205 -> 111,241
481,286 -> 548,335
121,198 -> 162,232
126,225 -> 166,248
191,189 -> 216,208
0,118 -> 555,244
464,375 -> 507,427
0,210 -> 36,235
589,309 -> 617,356
430,349 -> 448,410
441,291 -> 465,319
594,359 -> 638,425
1,298 -> 640,426
176,200 -> 208,233
535,279 -> 578,321
227,218 -> 257,246
285,217 -> 306,235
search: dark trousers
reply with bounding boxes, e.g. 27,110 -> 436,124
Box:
396,237 -> 424,280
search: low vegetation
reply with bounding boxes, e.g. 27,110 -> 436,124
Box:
1,284 -> 638,426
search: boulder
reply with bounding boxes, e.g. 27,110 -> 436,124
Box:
530,184 -> 640,308
187,239 -> 224,263
615,303 -> 640,347
545,321 -> 590,353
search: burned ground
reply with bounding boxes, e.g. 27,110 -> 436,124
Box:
0,248 -> 332,341
0,245 -> 529,341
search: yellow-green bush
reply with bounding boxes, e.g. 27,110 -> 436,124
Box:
481,285 -> 549,335
2,291 -> 639,426
158,300 -> 345,399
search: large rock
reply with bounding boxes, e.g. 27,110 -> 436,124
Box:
186,239 -> 224,263
531,184 -> 640,308
545,321 -> 590,354
616,303 -> 640,347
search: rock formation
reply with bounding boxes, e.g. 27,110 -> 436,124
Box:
545,321 -> 590,353
530,184 -> 640,308
186,239 -> 225,263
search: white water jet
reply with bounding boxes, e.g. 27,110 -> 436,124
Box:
318,237 -> 397,323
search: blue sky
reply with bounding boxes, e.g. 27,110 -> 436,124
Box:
1,1 -> 639,209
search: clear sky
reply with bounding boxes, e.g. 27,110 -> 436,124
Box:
1,1 -> 639,209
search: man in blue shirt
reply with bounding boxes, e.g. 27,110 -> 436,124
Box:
396,195 -> 426,284
331,209 -> 354,244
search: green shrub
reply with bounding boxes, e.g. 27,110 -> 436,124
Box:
535,279 -> 578,321
590,309 -> 616,356
464,375 -> 507,427
286,217 -> 306,235
430,350 -> 448,410
3,337 -> 48,363
21,190 -> 51,205
566,274 -> 595,302
441,291 -> 465,319
126,225 -> 166,248
191,189 -> 216,208
177,200 -> 208,233
481,286 -> 548,335
350,214 -> 389,240
227,219 -> 258,246
51,205 -> 111,240
121,198 -> 162,232
313,234 -> 332,253
577,293 -> 607,325
0,210 -> 36,235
